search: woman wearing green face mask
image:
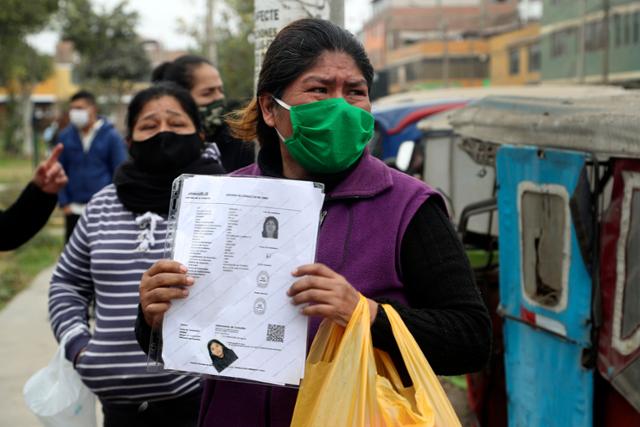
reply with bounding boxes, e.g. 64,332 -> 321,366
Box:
136,18 -> 491,426
152,55 -> 255,172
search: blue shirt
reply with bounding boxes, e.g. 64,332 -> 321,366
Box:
57,119 -> 127,206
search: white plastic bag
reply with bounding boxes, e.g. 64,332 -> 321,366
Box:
23,327 -> 97,427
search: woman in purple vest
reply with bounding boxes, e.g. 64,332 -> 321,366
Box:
136,18 -> 490,426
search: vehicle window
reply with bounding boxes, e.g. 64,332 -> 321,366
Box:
521,189 -> 567,308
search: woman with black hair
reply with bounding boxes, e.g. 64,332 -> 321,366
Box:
152,55 -> 255,172
207,339 -> 238,373
261,216 -> 279,239
138,19 -> 490,426
48,82 -> 225,427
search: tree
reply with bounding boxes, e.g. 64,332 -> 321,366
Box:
3,43 -> 53,156
0,0 -> 58,154
57,0 -> 151,122
179,0 -> 255,103
0,0 -> 58,44
217,0 -> 254,102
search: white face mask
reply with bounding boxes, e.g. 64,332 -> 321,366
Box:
69,108 -> 90,128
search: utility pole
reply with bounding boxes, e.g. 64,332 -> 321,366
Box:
437,0 -> 449,88
602,0 -> 610,83
205,0 -> 218,66
442,20 -> 449,88
329,0 -> 344,28
253,1 -> 342,89
577,0 -> 587,82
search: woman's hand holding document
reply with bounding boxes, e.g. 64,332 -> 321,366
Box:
160,175 -> 324,386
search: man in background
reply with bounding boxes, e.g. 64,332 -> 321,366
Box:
57,90 -> 127,241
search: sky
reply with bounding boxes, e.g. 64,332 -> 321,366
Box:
28,0 -> 372,55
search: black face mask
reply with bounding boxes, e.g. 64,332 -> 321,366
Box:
129,131 -> 204,174
199,99 -> 226,138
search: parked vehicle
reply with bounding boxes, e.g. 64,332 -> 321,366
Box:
448,90 -> 640,427
372,98 -> 467,168
371,86 -> 626,173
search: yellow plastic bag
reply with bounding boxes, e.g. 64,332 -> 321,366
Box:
291,295 -> 461,427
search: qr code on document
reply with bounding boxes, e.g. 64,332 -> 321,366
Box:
266,324 -> 285,343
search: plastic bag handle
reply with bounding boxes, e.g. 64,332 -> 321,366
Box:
381,304 -> 461,426
59,325 -> 89,346
56,326 -> 88,370
307,294 -> 369,364
379,305 -> 428,380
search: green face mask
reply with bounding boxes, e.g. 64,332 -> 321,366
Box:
273,97 -> 374,174
199,99 -> 226,138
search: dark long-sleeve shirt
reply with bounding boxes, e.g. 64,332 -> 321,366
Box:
210,125 -> 255,173
372,196 -> 491,375
0,182 -> 57,251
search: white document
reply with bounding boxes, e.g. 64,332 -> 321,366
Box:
162,175 -> 325,386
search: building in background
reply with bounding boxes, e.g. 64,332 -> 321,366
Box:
489,22 -> 541,85
363,0 -> 640,94
540,0 -> 640,86
0,40 -> 79,148
386,38 -> 490,92
0,41 -> 78,116
362,0 -> 521,96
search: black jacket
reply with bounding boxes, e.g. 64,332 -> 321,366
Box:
209,125 -> 255,173
0,183 -> 57,251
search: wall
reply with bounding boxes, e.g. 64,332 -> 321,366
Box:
490,23 -> 541,85
385,38 -> 490,92
541,0 -> 640,84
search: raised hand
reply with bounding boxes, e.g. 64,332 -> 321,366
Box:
139,259 -> 194,328
32,143 -> 67,194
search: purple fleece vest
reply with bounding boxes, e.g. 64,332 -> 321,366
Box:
197,154 -> 439,427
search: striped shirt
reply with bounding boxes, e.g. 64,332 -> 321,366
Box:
49,184 -> 201,404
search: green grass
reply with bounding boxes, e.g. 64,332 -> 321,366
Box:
466,249 -> 499,270
441,375 -> 468,390
0,153 -> 64,310
0,156 -> 32,184
0,231 -> 63,310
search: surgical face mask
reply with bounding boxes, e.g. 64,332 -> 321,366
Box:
199,99 -> 226,138
129,131 -> 204,174
272,97 -> 374,174
69,108 -> 90,129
